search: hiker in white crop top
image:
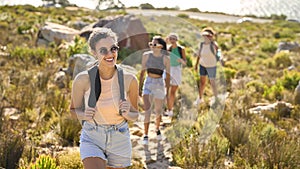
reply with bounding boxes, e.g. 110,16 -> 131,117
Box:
70,28 -> 139,169
139,36 -> 170,144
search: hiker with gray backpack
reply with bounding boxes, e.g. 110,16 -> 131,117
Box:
70,28 -> 139,169
194,27 -> 223,106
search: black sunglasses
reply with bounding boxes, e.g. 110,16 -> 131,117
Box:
148,42 -> 163,47
99,45 -> 119,55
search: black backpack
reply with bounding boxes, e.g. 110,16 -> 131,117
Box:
87,64 -> 125,115
168,46 -> 183,58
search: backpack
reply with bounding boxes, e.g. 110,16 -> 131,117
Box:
168,46 -> 183,58
199,41 -> 220,61
87,64 -> 125,115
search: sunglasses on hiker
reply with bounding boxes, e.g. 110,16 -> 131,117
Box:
148,42 -> 163,48
99,45 -> 119,55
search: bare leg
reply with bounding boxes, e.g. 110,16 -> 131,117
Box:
143,94 -> 151,135
209,78 -> 218,97
154,98 -> 164,131
199,76 -> 207,99
168,85 -> 178,111
83,157 -> 106,169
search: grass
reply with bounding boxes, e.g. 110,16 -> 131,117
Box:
0,5 -> 300,169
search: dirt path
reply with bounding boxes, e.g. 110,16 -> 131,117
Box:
130,114 -> 182,169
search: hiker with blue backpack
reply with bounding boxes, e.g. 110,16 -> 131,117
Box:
70,28 -> 139,169
139,36 -> 170,144
194,27 -> 222,105
165,33 -> 187,117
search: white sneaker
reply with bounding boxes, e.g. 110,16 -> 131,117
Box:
142,136 -> 149,145
167,110 -> 173,117
193,97 -> 204,106
156,130 -> 162,140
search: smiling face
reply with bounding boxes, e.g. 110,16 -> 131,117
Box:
149,39 -> 163,51
92,37 -> 119,68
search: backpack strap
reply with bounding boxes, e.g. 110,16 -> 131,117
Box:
168,46 -> 183,58
88,65 -> 125,110
177,46 -> 183,58
200,42 -> 220,61
88,65 -> 101,108
116,65 -> 126,115
210,41 -> 216,56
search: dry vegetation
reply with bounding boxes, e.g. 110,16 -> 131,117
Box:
1,5 -> 300,169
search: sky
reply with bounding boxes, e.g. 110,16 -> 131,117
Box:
0,0 -> 241,13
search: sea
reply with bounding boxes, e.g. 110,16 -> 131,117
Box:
0,0 -> 299,20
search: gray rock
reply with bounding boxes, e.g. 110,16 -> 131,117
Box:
294,81 -> 300,105
276,41 -> 300,53
63,54 -> 96,79
37,22 -> 79,46
80,15 -> 149,51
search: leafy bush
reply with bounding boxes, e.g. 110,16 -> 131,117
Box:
57,118 -> 81,146
273,51 -> 292,68
58,150 -> 83,169
234,123 -> 300,168
28,155 -> 58,169
279,70 -> 300,90
263,83 -> 284,101
140,3 -> 154,9
260,39 -> 277,53
67,36 -> 89,57
177,13 -> 189,18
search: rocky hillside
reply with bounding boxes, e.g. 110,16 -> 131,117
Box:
1,5 -> 300,169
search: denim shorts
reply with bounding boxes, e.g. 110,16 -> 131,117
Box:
142,76 -> 166,99
199,65 -> 217,79
80,120 -> 131,168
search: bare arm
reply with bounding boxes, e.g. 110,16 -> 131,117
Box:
70,73 -> 89,122
121,75 -> 139,121
139,53 -> 148,96
164,55 -> 171,97
195,46 -> 201,71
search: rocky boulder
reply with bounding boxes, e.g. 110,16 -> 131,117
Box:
62,53 -> 96,79
249,102 -> 293,117
294,80 -> 300,105
37,22 -> 80,46
80,15 -> 149,51
276,41 -> 300,53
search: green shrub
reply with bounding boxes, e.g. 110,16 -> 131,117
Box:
260,39 -> 277,53
177,13 -> 189,18
58,150 -> 83,169
185,8 -> 201,12
223,67 -> 236,81
67,36 -> 89,57
246,80 -> 265,93
234,123 -> 300,168
263,83 -> 284,101
273,51 -> 292,68
57,118 -> 81,146
28,155 -> 58,169
279,70 -> 300,90
140,3 -> 154,9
